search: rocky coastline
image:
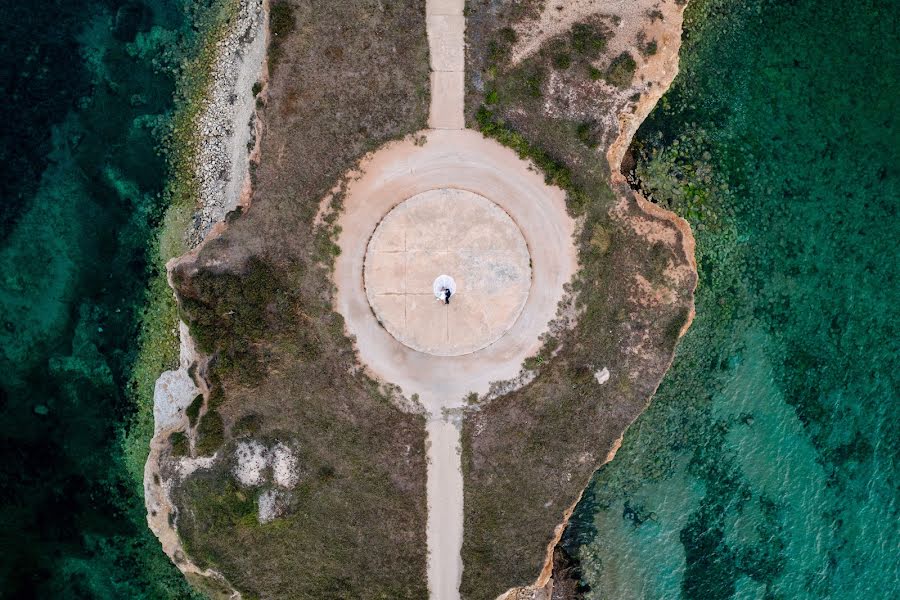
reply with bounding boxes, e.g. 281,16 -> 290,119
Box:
143,1 -> 267,596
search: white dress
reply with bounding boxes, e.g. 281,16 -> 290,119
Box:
432,274 -> 457,300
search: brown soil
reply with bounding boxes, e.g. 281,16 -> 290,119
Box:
163,1 -> 433,598
461,1 -> 696,598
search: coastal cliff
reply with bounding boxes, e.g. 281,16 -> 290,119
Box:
144,1 -> 433,597
143,1 -> 267,596
461,0 -> 696,597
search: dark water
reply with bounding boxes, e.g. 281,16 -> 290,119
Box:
0,1 -> 221,596
564,0 -> 898,598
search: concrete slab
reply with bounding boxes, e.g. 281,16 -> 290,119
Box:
426,0 -> 464,16
334,128 -> 577,408
427,15 -> 465,72
370,294 -> 405,332
365,189 -> 531,357
366,253 -> 405,294
404,294 -> 449,352
428,72 -> 465,130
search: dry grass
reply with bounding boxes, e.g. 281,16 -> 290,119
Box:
460,3 -> 696,598
168,1 -> 431,597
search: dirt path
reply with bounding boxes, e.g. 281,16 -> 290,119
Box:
426,417 -> 465,600
427,0 -> 465,129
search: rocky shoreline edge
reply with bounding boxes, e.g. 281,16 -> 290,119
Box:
143,1 -> 267,597
498,1 -> 696,598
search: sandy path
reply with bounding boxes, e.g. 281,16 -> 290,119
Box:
426,4 -> 466,594
426,417 -> 465,600
427,0 -> 465,129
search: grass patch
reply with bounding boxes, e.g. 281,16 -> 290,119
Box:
195,409 -> 225,456
461,4 -> 697,597
169,1 -> 431,597
475,106 -> 588,214
186,394 -> 204,427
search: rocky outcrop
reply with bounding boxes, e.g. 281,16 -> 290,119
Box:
143,1 -> 268,597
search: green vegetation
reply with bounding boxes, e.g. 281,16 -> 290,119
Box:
168,1 -> 432,597
268,1 -> 296,68
232,413 -> 262,437
462,5 -> 696,598
637,31 -> 659,57
576,121 -> 599,148
475,107 -> 588,213
186,394 -> 204,427
604,51 -> 638,87
270,2 -> 296,37
173,256 -> 287,383
488,26 -> 518,65
570,21 -> 609,57
170,431 -> 190,457
539,19 -> 610,77
195,409 -> 225,456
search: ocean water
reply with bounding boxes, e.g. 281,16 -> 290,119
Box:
564,0 -> 898,598
0,1 -> 223,596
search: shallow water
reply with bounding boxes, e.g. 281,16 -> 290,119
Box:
564,0 -> 898,598
0,0 -> 221,596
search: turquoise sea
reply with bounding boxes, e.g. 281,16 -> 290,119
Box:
0,0 -> 224,596
564,0 -> 898,598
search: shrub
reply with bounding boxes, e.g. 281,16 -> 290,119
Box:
488,27 -> 519,66
195,410 -> 225,455
270,2 -> 296,37
170,431 -> 189,457
186,394 -> 204,427
269,1 -> 296,68
232,413 -> 262,438
553,52 -> 572,70
576,121 -> 598,148
174,256 -> 285,382
475,106 -> 589,214
570,22 -> 607,57
604,52 -> 637,87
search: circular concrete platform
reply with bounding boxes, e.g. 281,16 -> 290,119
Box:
333,129 -> 577,410
364,189 -> 531,356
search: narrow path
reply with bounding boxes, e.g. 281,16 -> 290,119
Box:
425,1 -> 465,598
426,416 -> 464,600
427,0 -> 465,130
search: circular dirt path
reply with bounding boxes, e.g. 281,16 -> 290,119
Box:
364,188 -> 532,357
334,128 -> 577,414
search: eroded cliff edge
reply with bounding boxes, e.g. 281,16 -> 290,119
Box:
145,1 -> 434,598
460,1 -> 696,598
